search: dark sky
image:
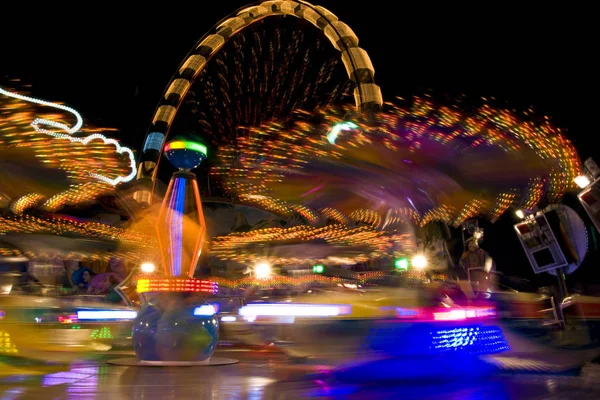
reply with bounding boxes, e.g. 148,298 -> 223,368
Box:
1,2 -> 595,158
1,2 -> 597,284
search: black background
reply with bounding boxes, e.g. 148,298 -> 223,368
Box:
1,2 -> 597,286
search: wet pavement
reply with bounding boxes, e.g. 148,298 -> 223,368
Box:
1,349 -> 600,399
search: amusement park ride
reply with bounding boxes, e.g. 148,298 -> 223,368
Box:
1,0 -> 600,375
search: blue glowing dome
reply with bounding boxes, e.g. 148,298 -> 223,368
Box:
164,137 -> 208,170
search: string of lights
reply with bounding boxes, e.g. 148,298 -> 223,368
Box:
0,87 -> 135,212
211,98 -> 581,226
0,86 -> 136,186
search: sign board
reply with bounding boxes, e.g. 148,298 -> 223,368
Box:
514,212 -> 569,274
578,177 -> 600,234
584,158 -> 600,179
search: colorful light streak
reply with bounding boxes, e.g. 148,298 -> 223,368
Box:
326,121 -> 358,144
193,305 -> 217,316
0,330 -> 18,355
0,215 -> 156,247
0,86 -> 136,186
0,86 -> 135,211
430,326 -> 509,354
10,193 -> 45,215
210,223 -> 413,265
76,310 -> 138,320
210,271 -> 387,289
156,173 -> 207,278
164,140 -> 207,156
239,303 -> 352,318
212,98 -> 582,226
172,177 -> 186,277
392,306 -> 496,322
136,278 -> 218,294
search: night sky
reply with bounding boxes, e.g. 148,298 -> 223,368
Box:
1,2 -> 597,286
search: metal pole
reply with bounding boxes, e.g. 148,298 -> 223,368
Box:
207,172 -> 211,197
554,267 -> 568,326
556,267 -> 569,300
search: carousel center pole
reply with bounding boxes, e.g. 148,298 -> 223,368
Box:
112,137 -> 236,366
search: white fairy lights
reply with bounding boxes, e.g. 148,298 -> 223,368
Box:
0,86 -> 136,186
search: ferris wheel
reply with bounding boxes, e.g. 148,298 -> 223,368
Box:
134,0 -> 382,207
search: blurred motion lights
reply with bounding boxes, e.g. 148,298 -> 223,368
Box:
0,86 -> 136,186
136,278 -> 218,294
76,310 -> 137,320
239,303 -> 352,318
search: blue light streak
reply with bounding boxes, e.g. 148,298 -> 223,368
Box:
170,177 -> 187,276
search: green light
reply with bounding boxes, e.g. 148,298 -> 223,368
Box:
395,258 -> 409,270
312,264 -> 324,273
90,326 -> 113,340
165,140 -> 208,156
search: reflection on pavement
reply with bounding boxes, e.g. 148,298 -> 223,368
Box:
1,351 -> 600,399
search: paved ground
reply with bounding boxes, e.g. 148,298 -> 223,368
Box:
1,349 -> 600,399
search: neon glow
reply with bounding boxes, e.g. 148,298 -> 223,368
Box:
406,196 -> 418,212
312,264 -> 325,273
193,305 -> 217,316
301,183 -> 325,197
90,326 -> 113,340
156,173 -> 207,278
136,278 -> 218,294
239,303 -> 352,318
171,177 -> 186,276
164,140 -> 208,156
433,307 -> 496,321
0,87 -> 136,186
58,315 -> 78,324
326,121 -> 358,144
76,310 -> 138,320
430,326 -> 509,354
392,306 -> 496,322
395,258 -> 409,270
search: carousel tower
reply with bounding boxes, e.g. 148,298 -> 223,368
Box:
127,136 -> 229,366
156,137 -> 208,278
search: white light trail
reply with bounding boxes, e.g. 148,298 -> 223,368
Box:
239,303 -> 352,318
0,86 -> 136,186
76,310 -> 138,320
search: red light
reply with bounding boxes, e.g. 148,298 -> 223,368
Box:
58,314 -> 78,324
393,306 -> 496,322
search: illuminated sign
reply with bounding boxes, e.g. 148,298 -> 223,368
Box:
136,278 -> 218,294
